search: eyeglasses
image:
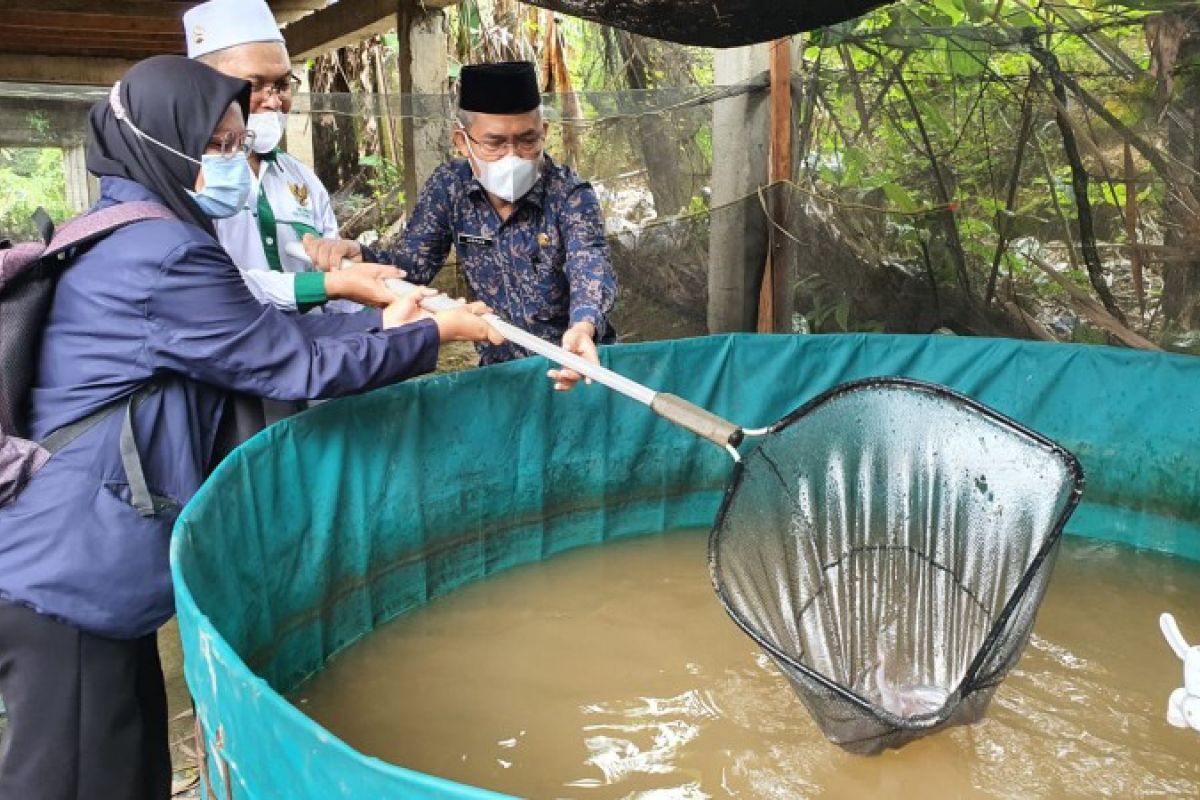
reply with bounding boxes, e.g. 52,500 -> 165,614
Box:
206,130 -> 257,160
459,127 -> 545,159
248,73 -> 302,98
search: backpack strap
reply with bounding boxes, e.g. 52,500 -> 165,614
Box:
40,384 -> 161,517
43,202 -> 176,262
118,386 -> 158,517
32,208 -> 55,245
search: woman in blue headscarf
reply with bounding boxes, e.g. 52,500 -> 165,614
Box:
0,55 -> 503,800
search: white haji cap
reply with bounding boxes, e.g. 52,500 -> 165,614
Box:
184,0 -> 285,59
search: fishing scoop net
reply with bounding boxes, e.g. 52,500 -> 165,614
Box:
709,378 -> 1084,754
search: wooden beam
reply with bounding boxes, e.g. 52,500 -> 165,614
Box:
0,0 -> 327,24
0,0 -> 330,80
0,30 -> 183,50
0,53 -> 137,85
0,0 -> 192,16
0,26 -> 181,42
283,0 -> 397,60
758,38 -> 793,334
2,11 -> 183,35
270,0 -> 332,16
3,47 -> 174,60
769,44 -> 794,186
396,1 -> 420,214
0,35 -> 182,60
283,0 -> 453,60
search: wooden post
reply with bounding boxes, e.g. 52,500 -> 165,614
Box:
62,144 -> 91,213
284,65 -> 315,169
393,1 -> 448,215
757,37 -> 793,333
769,40 -> 794,195
394,0 -> 419,215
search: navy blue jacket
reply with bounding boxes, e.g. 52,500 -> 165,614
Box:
362,157 -> 617,365
0,177 -> 439,638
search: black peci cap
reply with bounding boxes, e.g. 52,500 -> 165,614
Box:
458,61 -> 541,115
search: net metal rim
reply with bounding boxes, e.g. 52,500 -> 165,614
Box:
707,376 -> 1086,734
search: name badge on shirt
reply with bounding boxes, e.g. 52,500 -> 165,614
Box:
458,233 -> 494,249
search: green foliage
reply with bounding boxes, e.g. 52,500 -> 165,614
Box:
358,153 -> 406,218
685,193 -> 709,216
354,0 -> 1188,341
790,0 -> 1194,339
26,113 -> 50,138
1070,324 -> 1111,344
0,148 -> 72,239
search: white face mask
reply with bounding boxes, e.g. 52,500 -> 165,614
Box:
462,135 -> 540,203
246,111 -> 285,154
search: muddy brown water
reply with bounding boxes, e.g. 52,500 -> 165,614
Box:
291,530 -> 1200,799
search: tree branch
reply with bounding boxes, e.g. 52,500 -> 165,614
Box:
987,70 -> 1038,304
1026,252 -> 1161,350
893,66 -> 975,297
1031,43 -> 1126,323
1026,34 -> 1200,216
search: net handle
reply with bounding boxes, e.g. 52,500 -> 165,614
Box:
283,242 -> 745,450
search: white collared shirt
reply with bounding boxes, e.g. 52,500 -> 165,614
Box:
215,151 -> 356,312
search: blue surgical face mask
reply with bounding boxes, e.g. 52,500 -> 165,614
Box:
187,153 -> 253,218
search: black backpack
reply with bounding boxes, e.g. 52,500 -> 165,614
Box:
0,202 -> 174,511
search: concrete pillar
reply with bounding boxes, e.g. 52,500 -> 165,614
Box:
707,44 -> 771,334
396,4 -> 450,212
63,144 -> 94,213
410,11 -> 450,192
284,65 -> 316,169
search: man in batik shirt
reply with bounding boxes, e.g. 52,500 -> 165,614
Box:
303,61 -> 616,390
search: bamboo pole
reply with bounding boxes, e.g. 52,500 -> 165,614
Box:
374,46 -> 400,166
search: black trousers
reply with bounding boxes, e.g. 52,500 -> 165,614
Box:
0,601 -> 170,800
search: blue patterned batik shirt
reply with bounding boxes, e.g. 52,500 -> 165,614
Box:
362,156 -> 617,365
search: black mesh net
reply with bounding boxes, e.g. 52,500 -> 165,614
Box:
521,0 -> 891,47
709,378 -> 1084,754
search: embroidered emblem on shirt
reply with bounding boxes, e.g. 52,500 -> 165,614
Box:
193,25 -> 205,44
288,182 -> 310,207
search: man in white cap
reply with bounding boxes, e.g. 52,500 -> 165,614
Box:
184,0 -> 396,313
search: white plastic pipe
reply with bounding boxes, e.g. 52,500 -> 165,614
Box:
284,242 -> 653,403
283,242 -> 746,450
